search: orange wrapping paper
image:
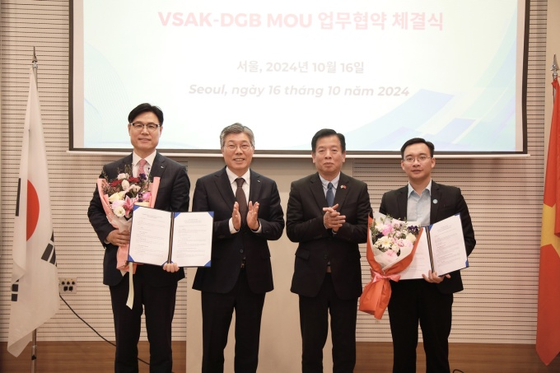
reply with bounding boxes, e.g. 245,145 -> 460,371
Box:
359,216 -> 422,319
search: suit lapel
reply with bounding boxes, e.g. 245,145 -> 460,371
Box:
430,181 -> 441,224
397,186 -> 408,220
214,167 -> 236,209
310,173 -> 327,208
150,152 -> 166,178
109,155 -> 133,178
249,170 -> 262,203
334,173 -> 351,209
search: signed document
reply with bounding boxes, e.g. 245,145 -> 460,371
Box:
128,206 -> 213,267
399,214 -> 468,280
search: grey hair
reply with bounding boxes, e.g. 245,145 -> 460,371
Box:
219,123 -> 255,148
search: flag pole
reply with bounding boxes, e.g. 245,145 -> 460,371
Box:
552,54 -> 558,99
8,44 -> 59,366
30,47 -> 38,373
32,47 -> 38,82
537,53 -> 560,365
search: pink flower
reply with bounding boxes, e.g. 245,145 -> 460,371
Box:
122,196 -> 136,217
381,224 -> 393,236
139,191 -> 152,202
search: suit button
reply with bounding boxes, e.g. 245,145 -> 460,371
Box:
240,249 -> 244,254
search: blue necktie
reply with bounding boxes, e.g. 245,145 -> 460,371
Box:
326,182 -> 334,207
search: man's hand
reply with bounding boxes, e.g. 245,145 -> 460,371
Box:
232,201 -> 242,231
247,201 -> 260,231
163,262 -> 180,273
422,270 -> 451,284
323,204 -> 345,232
106,229 -> 130,246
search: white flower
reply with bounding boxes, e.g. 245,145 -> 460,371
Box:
108,191 -> 126,202
113,205 -> 126,218
406,233 -> 417,243
117,173 -> 129,180
378,235 -> 392,247
121,179 -> 130,190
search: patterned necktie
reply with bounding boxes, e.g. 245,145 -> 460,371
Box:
138,159 -> 147,177
235,178 -> 248,225
326,182 -> 334,207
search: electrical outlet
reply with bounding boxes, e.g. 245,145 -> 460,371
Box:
59,278 -> 77,294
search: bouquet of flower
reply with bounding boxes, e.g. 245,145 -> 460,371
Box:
97,168 -> 160,271
359,212 -> 422,319
370,214 -> 420,270
101,171 -> 152,219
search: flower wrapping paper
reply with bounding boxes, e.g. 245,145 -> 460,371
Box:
359,215 -> 423,319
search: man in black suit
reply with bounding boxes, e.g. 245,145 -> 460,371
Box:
192,123 -> 285,373
88,103 -> 190,373
287,129 -> 371,373
379,137 -> 476,373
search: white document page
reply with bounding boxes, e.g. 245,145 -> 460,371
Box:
170,211 -> 213,267
128,206 -> 172,266
399,214 -> 467,280
398,230 -> 431,280
429,214 -> 468,275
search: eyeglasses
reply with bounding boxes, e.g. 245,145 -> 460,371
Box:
224,143 -> 252,152
403,155 -> 431,164
129,122 -> 161,132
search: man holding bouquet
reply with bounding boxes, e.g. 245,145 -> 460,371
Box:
88,103 -> 190,372
379,137 -> 476,373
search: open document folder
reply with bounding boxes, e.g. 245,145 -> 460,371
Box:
128,205 -> 213,267
399,214 -> 468,280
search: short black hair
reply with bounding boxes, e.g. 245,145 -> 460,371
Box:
128,103 -> 164,126
400,137 -> 435,158
311,129 -> 346,152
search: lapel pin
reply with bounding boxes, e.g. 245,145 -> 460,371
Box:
341,185 -> 347,189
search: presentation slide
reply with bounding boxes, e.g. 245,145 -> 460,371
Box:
71,0 -> 526,155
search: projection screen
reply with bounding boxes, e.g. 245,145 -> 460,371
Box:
71,0 -> 527,156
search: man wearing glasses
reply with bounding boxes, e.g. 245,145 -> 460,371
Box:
88,103 -> 190,372
379,137 -> 476,373
191,123 -> 285,373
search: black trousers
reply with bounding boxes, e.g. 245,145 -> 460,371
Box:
299,274 -> 358,373
109,268 -> 178,373
388,279 -> 453,373
200,269 -> 266,373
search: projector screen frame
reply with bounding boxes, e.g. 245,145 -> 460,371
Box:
69,0 -> 529,158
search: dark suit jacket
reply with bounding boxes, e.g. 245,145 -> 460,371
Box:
192,167 -> 285,294
88,152 -> 190,287
379,181 -> 476,294
287,172 -> 371,300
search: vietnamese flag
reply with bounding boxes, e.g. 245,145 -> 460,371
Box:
536,76 -> 560,365
7,68 -> 59,357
